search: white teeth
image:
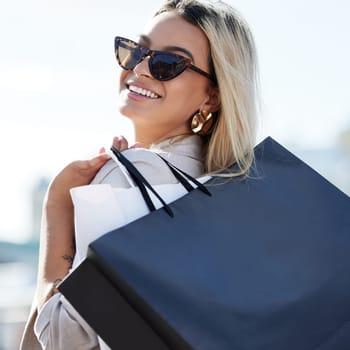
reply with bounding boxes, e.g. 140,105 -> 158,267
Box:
128,85 -> 159,99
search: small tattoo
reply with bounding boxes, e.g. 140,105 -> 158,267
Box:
62,254 -> 74,265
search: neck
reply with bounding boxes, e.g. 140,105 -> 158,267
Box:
133,130 -> 159,149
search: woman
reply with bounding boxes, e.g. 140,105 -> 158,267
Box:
21,0 -> 259,348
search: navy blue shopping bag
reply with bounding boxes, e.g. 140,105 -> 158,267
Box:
59,137 -> 350,350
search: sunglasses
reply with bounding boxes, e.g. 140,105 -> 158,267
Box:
114,36 -> 215,82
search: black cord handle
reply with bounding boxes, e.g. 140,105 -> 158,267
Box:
157,154 -> 211,196
110,147 -> 211,217
111,146 -> 174,217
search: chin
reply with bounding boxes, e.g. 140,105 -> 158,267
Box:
118,98 -> 136,117
118,104 -> 131,118
119,104 -> 138,119
118,106 -> 151,126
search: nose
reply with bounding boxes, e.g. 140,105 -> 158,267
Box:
133,56 -> 152,79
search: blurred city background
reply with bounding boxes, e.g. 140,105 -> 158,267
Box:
0,0 -> 349,348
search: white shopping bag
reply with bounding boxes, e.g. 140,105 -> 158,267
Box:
70,182 -> 202,268
70,151 -> 210,269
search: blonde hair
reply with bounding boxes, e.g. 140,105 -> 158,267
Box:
155,0 -> 260,177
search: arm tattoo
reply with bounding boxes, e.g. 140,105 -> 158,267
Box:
61,240 -> 76,266
62,254 -> 74,265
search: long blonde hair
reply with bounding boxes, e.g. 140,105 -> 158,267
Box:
155,0 -> 260,176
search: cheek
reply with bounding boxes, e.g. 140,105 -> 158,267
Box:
167,77 -> 208,110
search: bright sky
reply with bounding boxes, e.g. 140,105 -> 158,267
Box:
0,0 -> 349,242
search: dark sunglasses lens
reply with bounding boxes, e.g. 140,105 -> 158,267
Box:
116,40 -> 144,70
150,53 -> 188,81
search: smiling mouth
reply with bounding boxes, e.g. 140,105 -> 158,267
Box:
127,85 -> 160,99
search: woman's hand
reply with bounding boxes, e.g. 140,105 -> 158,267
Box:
36,151 -> 111,310
47,151 -> 111,208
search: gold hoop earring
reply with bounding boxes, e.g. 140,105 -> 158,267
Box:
191,110 -> 213,135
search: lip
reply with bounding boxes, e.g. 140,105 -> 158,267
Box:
125,81 -> 162,100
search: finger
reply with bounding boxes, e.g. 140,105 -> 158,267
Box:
112,135 -> 129,151
99,147 -> 106,154
88,153 -> 111,169
118,136 -> 129,151
112,136 -> 121,150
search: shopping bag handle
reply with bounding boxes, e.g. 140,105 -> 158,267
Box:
110,147 -> 211,217
157,154 -> 211,196
111,146 -> 173,217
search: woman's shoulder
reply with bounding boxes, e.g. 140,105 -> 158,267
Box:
91,136 -> 205,187
91,148 -> 177,187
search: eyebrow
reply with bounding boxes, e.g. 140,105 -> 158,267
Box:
138,34 -> 195,62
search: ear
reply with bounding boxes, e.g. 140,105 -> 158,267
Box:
202,85 -> 221,113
